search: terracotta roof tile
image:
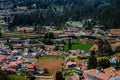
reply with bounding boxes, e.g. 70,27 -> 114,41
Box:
85,67 -> 120,80
26,64 -> 35,69
110,29 -> 120,35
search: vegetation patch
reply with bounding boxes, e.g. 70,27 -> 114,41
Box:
9,75 -> 27,80
37,56 -> 64,76
64,42 -> 93,51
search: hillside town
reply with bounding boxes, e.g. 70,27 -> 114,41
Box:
0,23 -> 120,80
0,0 -> 120,80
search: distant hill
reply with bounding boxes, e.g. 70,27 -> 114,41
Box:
6,0 -> 120,29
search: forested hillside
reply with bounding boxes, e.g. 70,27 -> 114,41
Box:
6,0 -> 120,29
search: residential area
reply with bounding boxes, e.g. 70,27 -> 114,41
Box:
0,0 -> 120,80
0,21 -> 120,80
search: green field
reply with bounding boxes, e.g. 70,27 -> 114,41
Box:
64,43 -> 92,51
64,39 -> 93,51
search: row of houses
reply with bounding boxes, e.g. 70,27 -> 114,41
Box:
0,42 -> 45,76
64,56 -> 120,80
84,67 -> 120,80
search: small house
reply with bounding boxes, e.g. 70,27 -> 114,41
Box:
109,29 -> 120,36
26,62 -> 39,72
17,6 -> 28,11
67,61 -> 77,68
47,51 -> 61,55
110,57 -> 118,65
45,45 -> 55,51
13,44 -> 23,49
69,50 -> 81,55
85,67 -> 120,80
25,39 -> 32,45
9,38 -> 21,43
17,27 -> 34,33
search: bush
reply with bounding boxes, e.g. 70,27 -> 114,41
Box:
43,68 -> 49,74
97,58 -> 110,68
44,32 -> 55,39
61,40 -> 66,44
55,71 -> 65,80
42,38 -> 53,45
43,68 -> 50,76
87,55 -> 97,69
115,46 -> 120,53
0,69 -> 11,80
77,56 -> 90,60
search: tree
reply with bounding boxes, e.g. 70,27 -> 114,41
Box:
0,67 -> 10,80
96,38 -> 104,54
8,43 -> 13,50
27,76 -> 35,80
55,71 -> 65,80
54,43 -> 59,51
103,39 -> 113,55
0,31 -> 2,38
68,38 -> 72,50
90,50 -> 96,56
43,68 -> 49,74
87,55 -> 97,69
116,59 -> 120,67
43,38 -> 53,45
24,69 -> 32,76
97,58 -> 110,68
61,40 -> 66,44
96,38 -> 113,56
115,46 -> 120,53
28,48 -> 33,53
44,32 -> 55,39
43,32 -> 54,45
8,0 -> 120,29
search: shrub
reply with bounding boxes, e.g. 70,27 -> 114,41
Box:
87,55 -> 97,69
115,46 -> 120,53
77,56 -> 90,60
55,71 -> 65,80
97,58 -> 110,68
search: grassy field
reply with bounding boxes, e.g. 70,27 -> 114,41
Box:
63,39 -> 93,51
22,54 -> 68,76
9,54 -> 83,79
9,75 -> 27,80
37,55 -> 83,76
64,42 -> 93,51
37,55 -> 64,76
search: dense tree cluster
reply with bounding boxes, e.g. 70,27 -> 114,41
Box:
115,46 -> 120,53
96,38 -> 114,56
55,71 -> 65,80
0,67 -> 10,80
97,58 -> 110,68
87,51 -> 97,69
68,38 -> 72,50
7,0 -> 120,29
42,32 -> 55,45
10,10 -> 67,26
87,51 -> 110,69
44,32 -> 55,39
0,31 -> 2,38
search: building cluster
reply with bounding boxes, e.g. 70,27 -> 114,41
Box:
0,38 -> 46,76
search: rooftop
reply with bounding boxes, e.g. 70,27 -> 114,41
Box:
85,67 -> 120,80
110,29 -> 120,35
